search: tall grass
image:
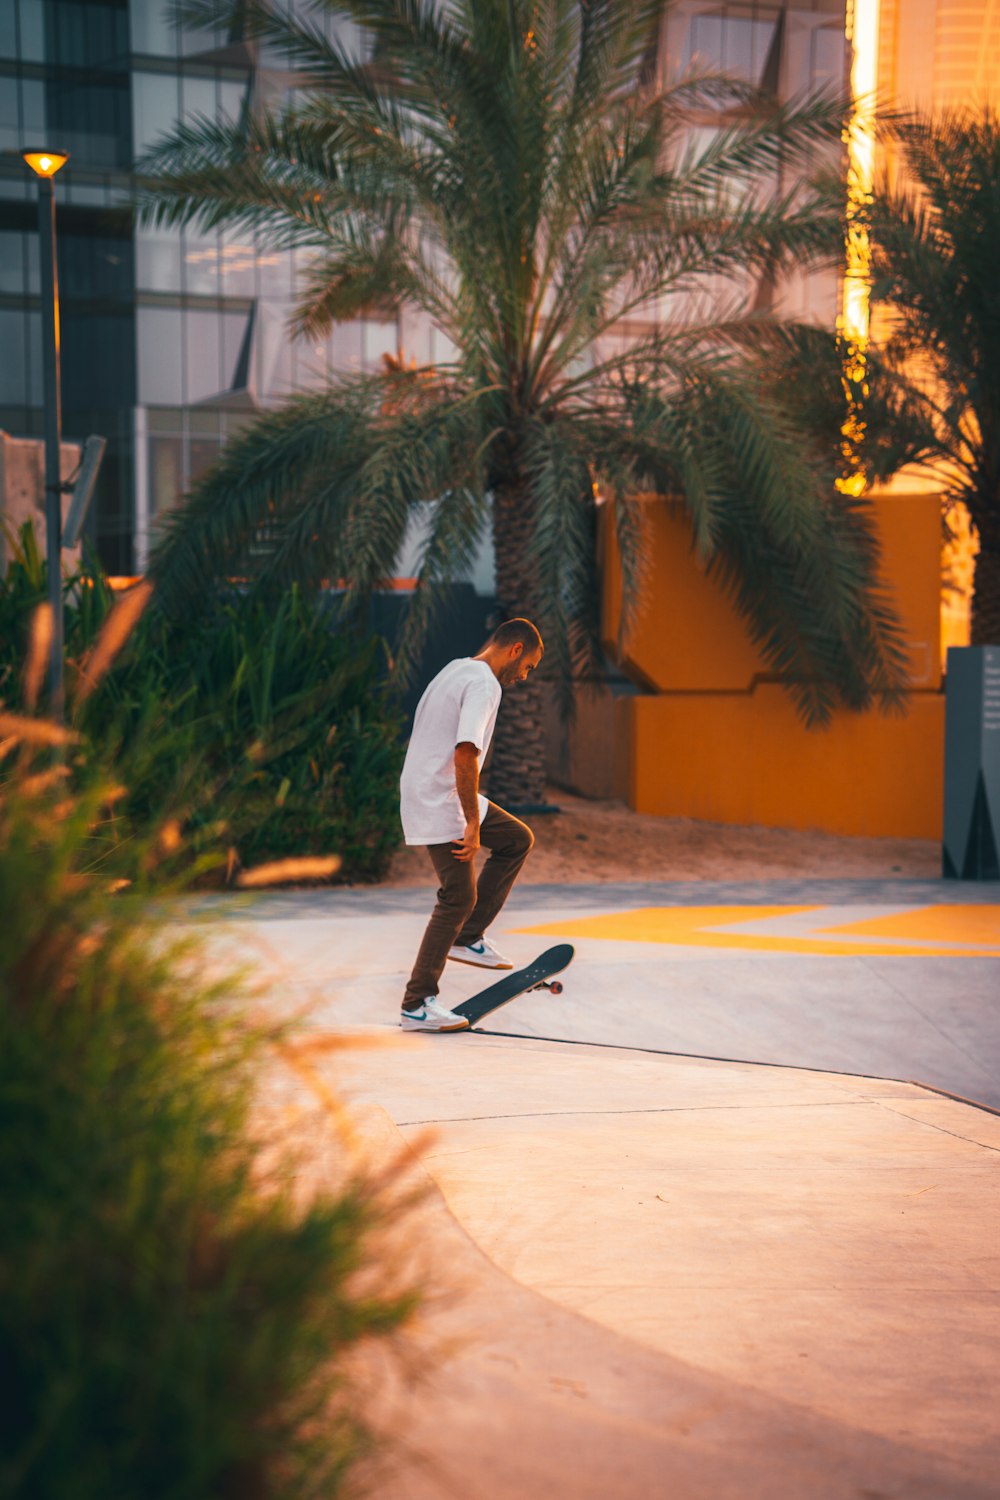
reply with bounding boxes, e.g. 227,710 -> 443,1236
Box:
0,608 -> 420,1499
0,526 -> 404,886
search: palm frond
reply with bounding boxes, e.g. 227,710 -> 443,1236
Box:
521,415 -> 602,711
578,366 -> 909,723
147,386 -> 374,613
864,106 -> 1000,555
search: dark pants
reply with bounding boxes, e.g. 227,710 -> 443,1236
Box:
403,802 -> 534,1008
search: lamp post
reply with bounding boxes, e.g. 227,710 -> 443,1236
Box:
22,148 -> 70,720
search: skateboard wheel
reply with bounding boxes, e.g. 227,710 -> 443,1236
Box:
549,981 -> 563,995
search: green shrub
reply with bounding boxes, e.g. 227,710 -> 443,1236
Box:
0,528 -> 404,884
0,700 -> 419,1500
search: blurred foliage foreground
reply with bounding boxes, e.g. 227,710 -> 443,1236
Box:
0,603 -> 422,1499
0,525 -> 405,887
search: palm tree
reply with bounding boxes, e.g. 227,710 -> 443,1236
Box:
761,108 -> 1000,647
138,0 -> 907,807
864,108 -> 1000,645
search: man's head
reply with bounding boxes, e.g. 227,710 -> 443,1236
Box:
479,617 -> 544,687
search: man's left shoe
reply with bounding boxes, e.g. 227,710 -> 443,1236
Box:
447,937 -> 513,969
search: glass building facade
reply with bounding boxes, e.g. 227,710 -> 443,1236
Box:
0,0 -> 847,573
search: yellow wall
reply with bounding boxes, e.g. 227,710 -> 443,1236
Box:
629,688 -> 944,839
602,492 -> 945,839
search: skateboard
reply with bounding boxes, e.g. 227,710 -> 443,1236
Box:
453,943 -> 574,1028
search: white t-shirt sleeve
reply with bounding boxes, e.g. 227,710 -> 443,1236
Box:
456,680 -> 499,755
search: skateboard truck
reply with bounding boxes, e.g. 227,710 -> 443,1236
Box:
529,979 -> 563,994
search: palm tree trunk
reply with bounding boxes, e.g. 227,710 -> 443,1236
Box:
486,483 -> 549,809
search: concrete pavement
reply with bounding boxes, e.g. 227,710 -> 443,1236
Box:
192,878 -> 1000,1496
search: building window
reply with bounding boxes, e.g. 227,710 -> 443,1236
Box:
132,70 -> 181,155
0,1 -> 17,59
219,230 -> 257,297
145,406 -> 251,526
0,308 -> 28,405
364,319 -> 400,370
682,8 -> 781,89
129,0 -> 178,58
149,431 -> 183,518
135,228 -> 183,293
812,23 -> 847,92
16,0 -> 44,62
0,226 -> 24,293
137,305 -> 184,405
184,308 -> 223,404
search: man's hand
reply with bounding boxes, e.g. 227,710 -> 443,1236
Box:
453,819 -> 480,863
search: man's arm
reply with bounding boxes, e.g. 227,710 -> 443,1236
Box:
453,742 -> 480,863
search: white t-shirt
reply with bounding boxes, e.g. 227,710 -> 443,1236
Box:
399,657 -> 502,845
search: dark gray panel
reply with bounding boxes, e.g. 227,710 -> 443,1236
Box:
943,646 -> 1000,879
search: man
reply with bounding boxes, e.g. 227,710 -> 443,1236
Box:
399,618 -> 544,1031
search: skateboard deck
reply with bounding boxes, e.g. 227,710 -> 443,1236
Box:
453,943 -> 574,1028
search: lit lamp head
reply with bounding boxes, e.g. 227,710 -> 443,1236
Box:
22,150 -> 70,179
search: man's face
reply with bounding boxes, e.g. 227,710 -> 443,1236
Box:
498,643 -> 544,687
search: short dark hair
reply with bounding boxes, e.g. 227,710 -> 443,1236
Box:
486,617 -> 544,654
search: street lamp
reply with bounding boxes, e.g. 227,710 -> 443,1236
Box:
22,147 -> 69,719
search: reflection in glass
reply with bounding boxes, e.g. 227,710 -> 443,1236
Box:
256,240 -> 292,298
688,14 -> 722,73
135,229 -> 183,292
129,0 -> 178,57
220,230 -> 257,296
430,326 -> 458,366
0,0 -> 16,58
183,227 -> 220,295
258,301 -> 295,398
331,320 -> 363,376
189,436 -> 221,486
221,308 -> 254,393
137,306 -> 184,405
813,26 -> 846,91
20,77 -> 46,136
0,69 -> 16,149
67,181 -> 114,207
17,0 -> 44,61
398,315 -> 432,368
686,12 -> 779,89
363,319 -> 399,371
293,309 -> 329,389
218,78 -> 249,126
147,407 -> 182,433
24,309 -> 42,405
189,407 -> 221,435
180,13 -> 222,57
132,71 -> 180,154
185,310 -> 222,403
0,231 -> 22,294
181,74 -> 216,123
150,433 -> 183,515
0,309 -> 26,404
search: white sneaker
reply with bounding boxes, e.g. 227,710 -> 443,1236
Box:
400,997 -> 470,1032
447,936 -> 513,970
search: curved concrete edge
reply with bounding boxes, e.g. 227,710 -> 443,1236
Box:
345,1099 -> 997,1500
473,1024 -> 1000,1118
908,1078 -> 1000,1117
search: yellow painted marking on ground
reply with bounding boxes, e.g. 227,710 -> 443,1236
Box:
815,904 -> 1000,946
513,906 -> 1000,957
